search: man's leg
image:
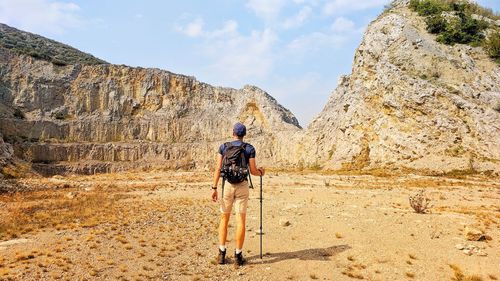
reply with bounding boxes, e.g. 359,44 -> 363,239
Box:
235,213 -> 246,250
219,213 -> 231,247
217,213 -> 230,264
234,183 -> 249,266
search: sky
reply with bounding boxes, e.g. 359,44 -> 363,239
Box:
0,0 -> 498,126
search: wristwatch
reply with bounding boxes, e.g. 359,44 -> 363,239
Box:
212,186 -> 217,190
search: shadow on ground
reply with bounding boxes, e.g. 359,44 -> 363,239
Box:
248,244 -> 351,264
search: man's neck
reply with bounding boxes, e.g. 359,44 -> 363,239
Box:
233,137 -> 244,141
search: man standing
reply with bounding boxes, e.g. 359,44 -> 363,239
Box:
212,122 -> 265,266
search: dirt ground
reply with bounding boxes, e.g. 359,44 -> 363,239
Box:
0,171 -> 498,281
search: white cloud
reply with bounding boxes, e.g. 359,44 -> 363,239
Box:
176,17 -> 204,37
286,31 -> 347,54
205,28 -> 277,83
207,20 -> 238,38
330,17 -> 355,32
175,18 -> 238,39
282,6 -> 312,29
246,0 -> 287,20
175,17 -> 277,84
0,0 -> 84,34
323,0 -> 388,15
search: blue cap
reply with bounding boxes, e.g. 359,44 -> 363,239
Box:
233,122 -> 246,137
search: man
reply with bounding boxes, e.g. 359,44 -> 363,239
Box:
211,122 -> 265,266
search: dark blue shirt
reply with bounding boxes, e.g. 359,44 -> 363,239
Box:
218,140 -> 256,165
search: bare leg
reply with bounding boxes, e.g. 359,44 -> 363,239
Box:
219,213 -> 231,247
235,213 -> 246,250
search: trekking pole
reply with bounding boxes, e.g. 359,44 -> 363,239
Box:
259,174 -> 263,259
248,171 -> 254,189
221,177 -> 225,199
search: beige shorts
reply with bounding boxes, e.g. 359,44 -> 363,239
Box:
220,180 -> 250,214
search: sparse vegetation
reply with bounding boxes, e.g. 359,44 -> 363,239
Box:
0,171 -> 498,280
484,30 -> 500,64
409,0 -> 499,62
409,189 -> 431,213
450,264 -> 484,281
0,23 -> 107,65
406,272 -> 415,278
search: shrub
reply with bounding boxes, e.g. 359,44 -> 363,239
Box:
484,30 -> 500,63
409,189 -> 431,214
436,13 -> 488,45
425,15 -> 447,33
410,0 -> 449,16
411,0 -> 491,50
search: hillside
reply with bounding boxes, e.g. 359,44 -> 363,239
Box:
0,23 -> 107,66
297,0 -> 500,175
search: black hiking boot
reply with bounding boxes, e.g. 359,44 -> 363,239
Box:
235,251 -> 245,266
217,249 -> 226,264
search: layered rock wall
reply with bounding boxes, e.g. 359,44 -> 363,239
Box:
0,50 -> 300,175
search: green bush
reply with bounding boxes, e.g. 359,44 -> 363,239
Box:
410,0 -> 449,16
484,30 -> 500,63
425,15 -> 447,33
411,0 -> 492,53
436,13 -> 488,45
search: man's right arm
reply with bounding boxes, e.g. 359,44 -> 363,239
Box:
249,158 -> 265,176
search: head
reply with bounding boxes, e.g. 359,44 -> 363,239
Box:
232,122 -> 246,139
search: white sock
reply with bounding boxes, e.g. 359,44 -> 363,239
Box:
235,248 -> 242,254
219,245 -> 226,252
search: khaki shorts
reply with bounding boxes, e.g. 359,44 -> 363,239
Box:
220,180 -> 250,214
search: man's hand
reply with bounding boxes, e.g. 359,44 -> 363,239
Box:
258,167 -> 266,176
211,190 -> 218,202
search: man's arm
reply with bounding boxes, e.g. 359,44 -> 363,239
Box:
213,154 -> 223,187
212,154 -> 223,202
249,158 -> 265,176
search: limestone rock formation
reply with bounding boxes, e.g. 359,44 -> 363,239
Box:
0,25 -> 300,175
302,2 -> 500,175
1,0 -> 500,177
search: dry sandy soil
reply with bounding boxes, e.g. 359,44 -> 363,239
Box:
0,171 -> 498,281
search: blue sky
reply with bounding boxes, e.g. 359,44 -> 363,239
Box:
0,0 -> 498,126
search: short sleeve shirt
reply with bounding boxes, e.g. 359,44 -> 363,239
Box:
218,140 -> 256,165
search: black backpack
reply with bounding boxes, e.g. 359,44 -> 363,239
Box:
220,142 -> 249,184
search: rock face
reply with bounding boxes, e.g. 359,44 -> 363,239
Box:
0,25 -> 300,175
1,0 -> 500,177
301,2 -> 500,175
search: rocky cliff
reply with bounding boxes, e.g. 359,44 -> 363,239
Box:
1,0 -> 500,177
0,25 -> 300,176
301,1 -> 500,175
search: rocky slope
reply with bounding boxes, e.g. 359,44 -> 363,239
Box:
301,1 -> 500,175
0,25 -> 300,176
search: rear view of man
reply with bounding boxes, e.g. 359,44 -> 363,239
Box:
211,122 -> 265,266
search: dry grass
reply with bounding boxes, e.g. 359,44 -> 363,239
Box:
0,186 -> 135,240
406,272 -> 415,278
450,264 -> 484,281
